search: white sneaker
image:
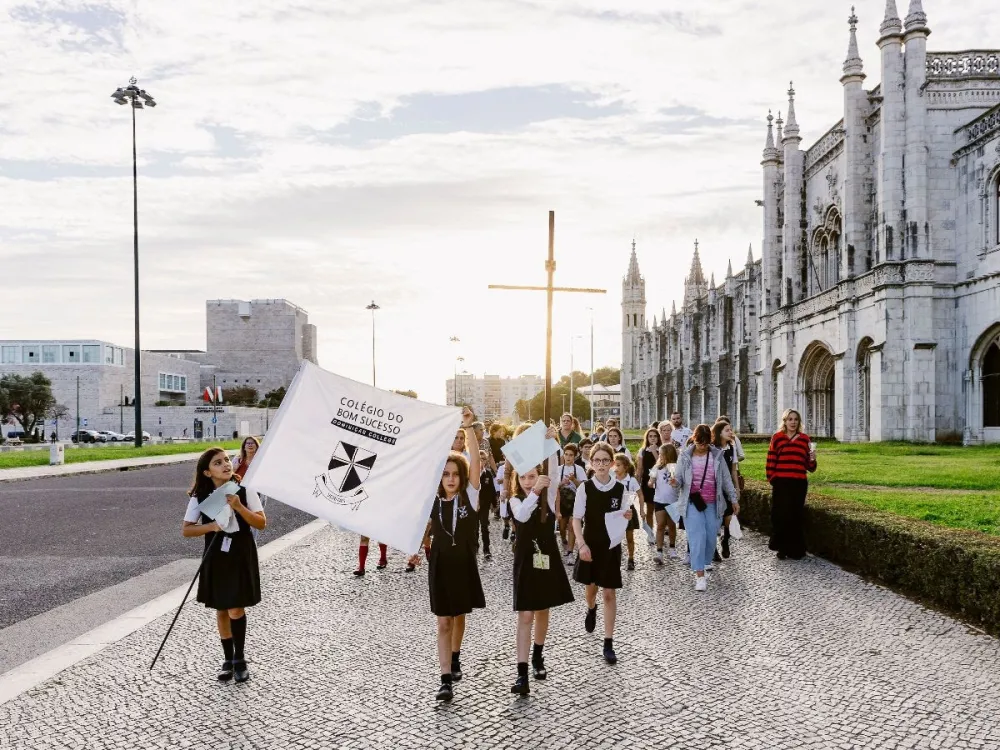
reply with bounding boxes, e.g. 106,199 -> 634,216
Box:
682,553 -> 690,564
694,576 -> 708,592
654,551 -> 663,564
668,548 -> 678,559
705,563 -> 714,571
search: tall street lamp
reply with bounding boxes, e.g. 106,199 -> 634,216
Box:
455,356 -> 465,406
449,336 -> 461,404
586,306 -> 595,430
570,333 -> 585,418
111,77 -> 156,448
366,300 -> 379,387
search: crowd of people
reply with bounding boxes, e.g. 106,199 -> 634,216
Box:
180,406 -> 817,701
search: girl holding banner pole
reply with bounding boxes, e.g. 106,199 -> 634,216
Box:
182,447 -> 266,683
507,426 -> 575,697
409,408 -> 483,702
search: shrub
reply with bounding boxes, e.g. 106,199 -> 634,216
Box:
740,481 -> 1000,636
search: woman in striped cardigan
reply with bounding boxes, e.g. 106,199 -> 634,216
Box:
765,409 -> 817,560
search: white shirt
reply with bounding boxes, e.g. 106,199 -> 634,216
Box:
572,475 -> 618,519
184,488 -> 264,523
557,463 -> 587,487
671,425 -> 693,446
652,468 -> 679,506
509,490 -> 557,522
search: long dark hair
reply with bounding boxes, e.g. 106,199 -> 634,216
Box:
438,451 -> 471,509
692,424 -> 713,446
513,462 -> 549,523
189,447 -> 229,501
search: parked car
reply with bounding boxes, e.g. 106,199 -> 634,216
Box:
98,431 -> 124,442
123,431 -> 152,441
70,430 -> 101,444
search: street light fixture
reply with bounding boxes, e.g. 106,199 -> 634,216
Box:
455,356 -> 465,406
449,336 -> 461,405
111,77 -> 156,448
586,306 -> 595,431
366,301 -> 379,387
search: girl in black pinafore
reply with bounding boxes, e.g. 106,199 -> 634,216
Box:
507,434 -> 575,696
409,411 -> 483,703
182,447 -> 266,684
572,442 -> 632,665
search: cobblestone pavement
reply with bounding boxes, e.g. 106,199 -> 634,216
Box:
2,518 -> 999,750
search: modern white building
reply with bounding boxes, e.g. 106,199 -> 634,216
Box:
623,2 -> 1000,443
578,383 -> 622,426
445,374 -> 545,420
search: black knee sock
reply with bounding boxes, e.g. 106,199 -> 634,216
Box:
230,615 -> 247,661
603,638 -> 613,650
221,637 -> 234,663
441,673 -> 453,685
532,643 -> 543,663
517,662 -> 528,678
451,650 -> 461,668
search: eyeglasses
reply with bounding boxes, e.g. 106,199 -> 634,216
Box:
591,458 -> 613,465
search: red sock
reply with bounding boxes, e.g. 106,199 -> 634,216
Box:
378,543 -> 388,565
357,543 -> 369,571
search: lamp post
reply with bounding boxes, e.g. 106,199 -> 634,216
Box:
454,356 -> 465,406
366,301 -> 379,387
586,306 -> 595,430
570,333 -> 586,418
111,77 -> 156,448
449,336 -> 460,404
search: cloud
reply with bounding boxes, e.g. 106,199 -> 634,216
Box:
8,1 -> 128,49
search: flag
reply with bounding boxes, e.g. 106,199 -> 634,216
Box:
242,361 -> 461,554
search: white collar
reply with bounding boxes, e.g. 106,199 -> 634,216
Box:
591,475 -> 617,491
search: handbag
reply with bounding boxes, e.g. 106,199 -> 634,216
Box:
688,455 -> 710,512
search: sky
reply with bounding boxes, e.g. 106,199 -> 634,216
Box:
0,0 -> 995,404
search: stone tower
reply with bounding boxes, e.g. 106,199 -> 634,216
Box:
841,6 -> 867,278
683,240 -> 708,306
761,111 -> 782,312
621,240 -> 646,429
877,0 -> 905,262
782,83 -> 805,304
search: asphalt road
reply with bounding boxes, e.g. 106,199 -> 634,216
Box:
0,462 -> 314,629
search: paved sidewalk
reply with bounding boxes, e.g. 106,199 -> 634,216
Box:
1,520 -> 998,749
0,451 -> 225,483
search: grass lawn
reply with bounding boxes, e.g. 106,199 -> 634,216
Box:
625,439 -> 1000,536
0,440 -> 243,470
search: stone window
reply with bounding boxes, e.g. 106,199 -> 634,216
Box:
984,343 -> 1000,428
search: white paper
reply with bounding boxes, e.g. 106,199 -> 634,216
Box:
216,505 -> 240,534
501,421 -> 561,476
605,511 -> 628,549
728,514 -> 743,540
197,481 -> 241,523
242,361 -> 461,554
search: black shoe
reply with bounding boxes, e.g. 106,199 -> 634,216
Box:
768,539 -> 779,551
376,561 -> 388,570
405,564 -> 415,573
532,659 -> 547,680
233,660 -> 250,683
483,550 -> 492,561
584,606 -> 597,633
626,559 -> 635,571
510,675 -> 530,696
217,660 -> 234,682
353,568 -> 366,577
713,548 -> 722,563
776,551 -> 788,560
603,646 -> 618,665
436,682 -> 453,702
451,662 -> 462,681
510,532 -> 516,543
721,537 -> 731,559
502,526 -> 510,540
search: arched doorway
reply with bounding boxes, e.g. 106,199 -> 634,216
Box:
799,342 -> 836,437
984,342 -> 1000,428
968,324 -> 1000,443
856,337 -> 874,440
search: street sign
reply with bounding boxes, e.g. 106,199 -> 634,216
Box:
82,418 -> 88,427
211,416 -> 218,424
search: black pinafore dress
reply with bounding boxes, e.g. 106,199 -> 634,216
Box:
572,479 -> 625,590
512,494 -> 575,612
196,487 -> 262,610
428,496 -> 486,617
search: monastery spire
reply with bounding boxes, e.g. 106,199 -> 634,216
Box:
689,239 -> 706,285
783,82 -> 800,139
775,110 -> 783,143
880,0 -> 902,36
625,237 -> 642,287
904,0 -> 928,32
746,244 -> 754,266
762,110 -> 779,163
843,6 -> 865,77
726,259 -> 733,279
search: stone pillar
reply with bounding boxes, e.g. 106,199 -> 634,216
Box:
761,113 -> 783,312
841,8 -> 867,277
782,85 -> 804,304
869,344 -> 885,441
834,353 -> 848,441
877,5 -> 905,263
903,2 -> 930,259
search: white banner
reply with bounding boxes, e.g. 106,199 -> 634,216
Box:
242,362 -> 461,554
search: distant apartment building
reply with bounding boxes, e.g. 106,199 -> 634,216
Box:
446,374 -> 545,420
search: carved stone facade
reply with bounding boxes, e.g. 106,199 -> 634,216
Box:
623,2 -> 1000,443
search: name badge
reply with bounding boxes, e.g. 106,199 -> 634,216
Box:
532,552 -> 550,570
221,537 -> 232,553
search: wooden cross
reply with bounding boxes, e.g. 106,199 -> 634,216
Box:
488,211 -> 606,423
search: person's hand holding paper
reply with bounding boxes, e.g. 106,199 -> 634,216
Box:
501,421 -> 561,476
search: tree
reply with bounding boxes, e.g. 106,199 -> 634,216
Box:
515,384 -> 590,425
48,403 -> 70,439
593,367 -> 621,387
225,386 -> 259,407
0,373 -> 56,441
393,390 -> 418,399
555,371 -> 590,388
260,387 -> 286,408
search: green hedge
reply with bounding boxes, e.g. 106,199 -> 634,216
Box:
740,480 -> 1000,636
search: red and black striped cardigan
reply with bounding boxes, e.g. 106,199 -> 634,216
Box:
765,431 -> 817,483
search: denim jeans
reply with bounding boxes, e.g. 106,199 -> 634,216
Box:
685,503 -> 721,572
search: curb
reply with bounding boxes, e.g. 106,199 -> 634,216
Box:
0,517 -> 328,707
0,451 -> 234,484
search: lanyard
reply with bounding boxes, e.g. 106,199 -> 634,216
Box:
438,496 -> 459,546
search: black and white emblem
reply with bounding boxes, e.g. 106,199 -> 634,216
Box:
313,441 -> 377,511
